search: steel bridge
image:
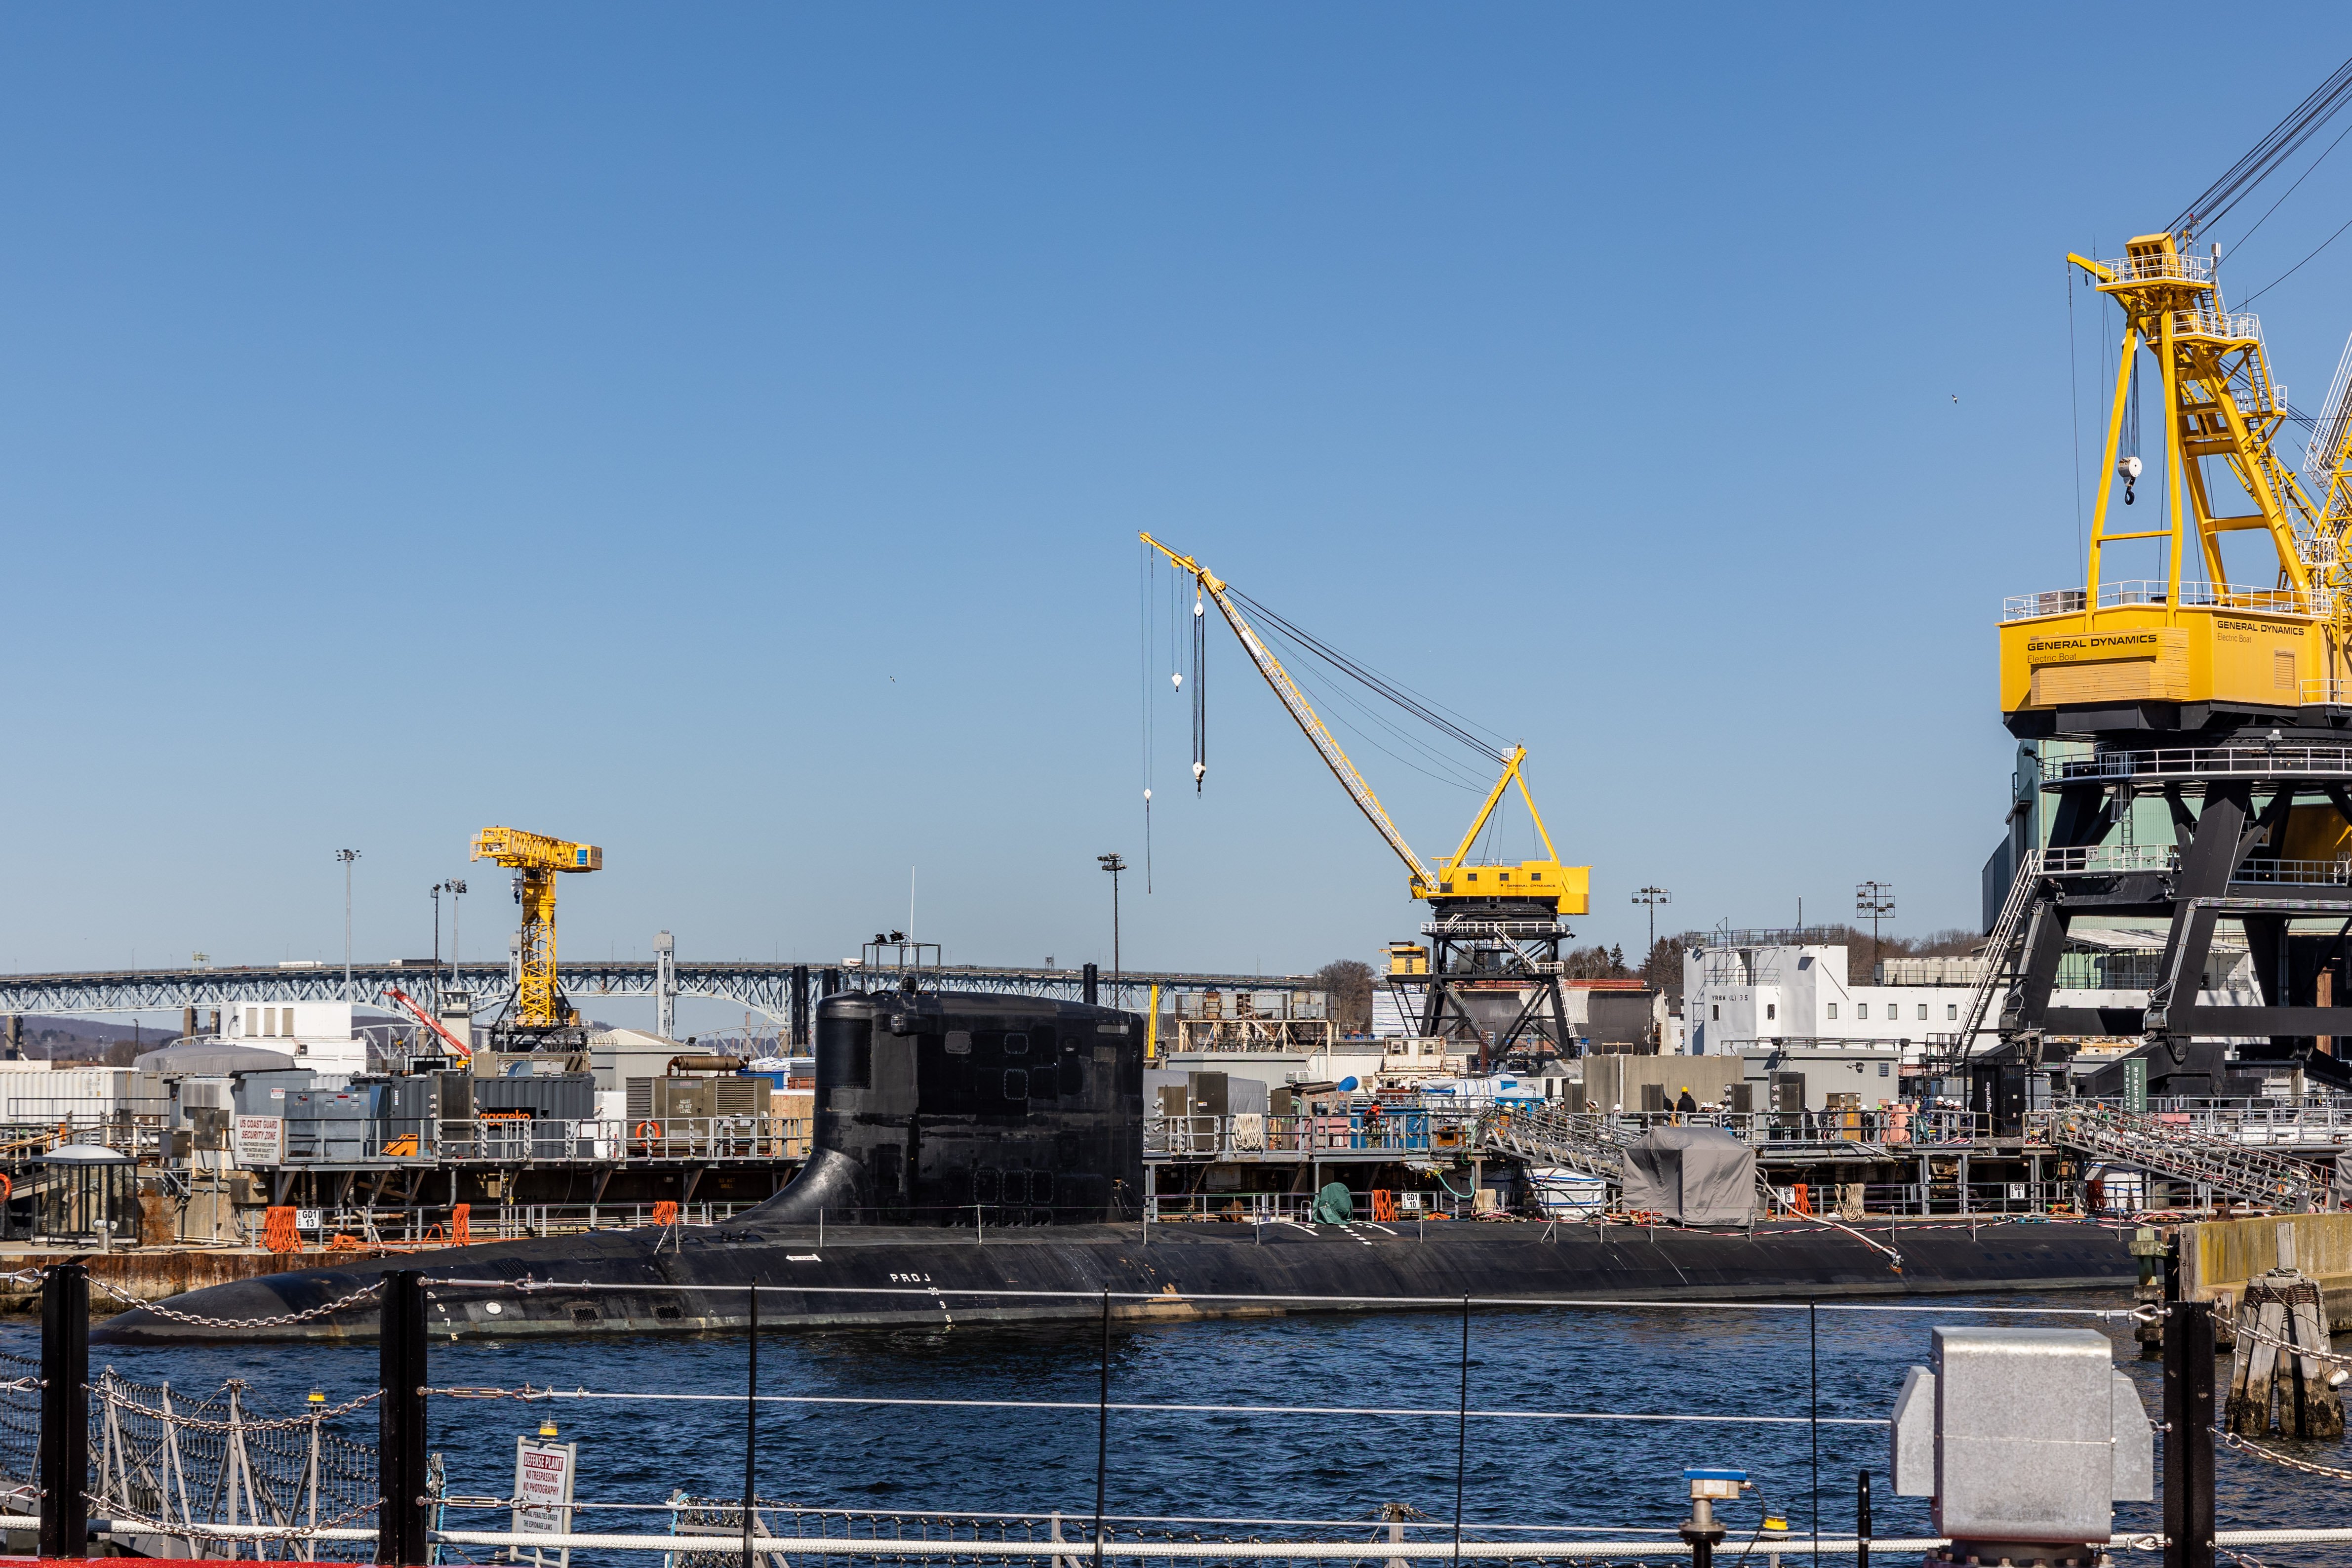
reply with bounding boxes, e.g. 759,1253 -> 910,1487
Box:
0,959 -> 1316,1024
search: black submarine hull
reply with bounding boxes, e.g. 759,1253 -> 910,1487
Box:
93,1217 -> 2135,1343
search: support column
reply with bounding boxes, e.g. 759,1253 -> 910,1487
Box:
2162,1293 -> 2216,1568
38,1265 -> 87,1560
377,1269 -> 429,1565
790,965 -> 811,1051
654,931 -> 677,1041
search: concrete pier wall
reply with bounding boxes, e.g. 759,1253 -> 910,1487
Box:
2184,1213 -> 2352,1327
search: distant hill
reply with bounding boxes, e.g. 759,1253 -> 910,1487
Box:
7,1017 -> 184,1066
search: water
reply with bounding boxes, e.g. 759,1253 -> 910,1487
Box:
31,1288 -> 2352,1562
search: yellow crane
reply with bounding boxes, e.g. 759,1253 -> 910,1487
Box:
1142,533 -> 1589,1062
471,826 -> 602,1044
1143,533 -> 1586,912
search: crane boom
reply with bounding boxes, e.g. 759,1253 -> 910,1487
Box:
1145,534 -> 1433,884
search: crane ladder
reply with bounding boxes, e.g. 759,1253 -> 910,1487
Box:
2034,1104 -> 2318,1211
1943,848 -> 2045,1069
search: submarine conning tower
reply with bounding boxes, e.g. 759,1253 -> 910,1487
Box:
734,988 -> 1146,1227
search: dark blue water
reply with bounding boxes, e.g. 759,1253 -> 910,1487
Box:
33,1290 -> 2352,1561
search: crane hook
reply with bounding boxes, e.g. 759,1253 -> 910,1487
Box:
1171,672 -> 1182,690
2119,453 -> 2142,506
1194,597 -> 1204,618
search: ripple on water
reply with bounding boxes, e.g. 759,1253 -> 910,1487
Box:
37,1288 -> 2352,1562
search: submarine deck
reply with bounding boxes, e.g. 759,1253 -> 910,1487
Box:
91,1216 -> 2138,1343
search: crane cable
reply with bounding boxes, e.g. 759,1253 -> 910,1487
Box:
2172,55 -> 2352,243
1224,588 -> 1508,766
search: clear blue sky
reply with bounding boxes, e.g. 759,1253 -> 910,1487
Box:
8,6 -> 2352,1025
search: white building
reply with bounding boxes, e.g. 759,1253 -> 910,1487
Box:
223,1001 -> 367,1072
1681,933 -> 2262,1063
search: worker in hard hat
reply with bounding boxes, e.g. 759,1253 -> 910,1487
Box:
1675,1086 -> 1699,1120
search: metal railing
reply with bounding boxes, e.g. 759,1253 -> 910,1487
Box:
2169,307 -> 2263,343
2002,580 -> 2326,621
1147,1112 -> 1457,1157
260,1114 -> 813,1168
2052,743 -> 2352,781
2043,844 -> 2174,874
236,1200 -> 752,1246
1144,1107 -> 1986,1163
2030,1104 -> 2318,1210
2100,249 -> 2214,284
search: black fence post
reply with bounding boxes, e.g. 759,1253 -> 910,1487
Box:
1855,1470 -> 1871,1568
377,1271 -> 428,1565
38,1264 -> 87,1560
2163,1297 -> 2215,1568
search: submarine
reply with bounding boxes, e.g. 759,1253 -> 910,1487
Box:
94,988 -> 2136,1344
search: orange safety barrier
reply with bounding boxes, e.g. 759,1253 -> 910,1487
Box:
450,1203 -> 471,1245
651,1200 -> 681,1226
262,1206 -> 301,1253
1369,1189 -> 1399,1222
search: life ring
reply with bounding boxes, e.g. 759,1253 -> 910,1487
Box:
0,1172 -> 14,1203
636,1120 -> 662,1148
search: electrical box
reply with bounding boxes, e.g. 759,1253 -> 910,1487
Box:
1890,1327 -> 2152,1549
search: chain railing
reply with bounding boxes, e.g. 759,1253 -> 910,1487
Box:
87,1371 -> 380,1561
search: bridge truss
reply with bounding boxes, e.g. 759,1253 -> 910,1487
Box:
0,959 -> 1316,1025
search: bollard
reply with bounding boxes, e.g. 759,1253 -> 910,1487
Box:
38,1264 -> 87,1560
2163,1299 -> 2215,1568
377,1270 -> 429,1565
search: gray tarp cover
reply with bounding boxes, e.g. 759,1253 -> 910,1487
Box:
131,1043 -> 297,1076
1620,1127 -> 1756,1225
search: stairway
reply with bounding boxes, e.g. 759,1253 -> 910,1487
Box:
2036,1104 -> 2320,1211
1479,1104 -> 1631,1184
1940,848 -> 2044,1070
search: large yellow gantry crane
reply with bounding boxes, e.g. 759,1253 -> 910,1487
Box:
1975,58 -> 2352,1103
472,826 -> 602,1049
1143,533 -> 1589,1063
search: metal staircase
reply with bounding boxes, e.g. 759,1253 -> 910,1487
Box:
1939,848 -> 2044,1069
2035,1104 -> 2320,1211
1480,1104 -> 1632,1184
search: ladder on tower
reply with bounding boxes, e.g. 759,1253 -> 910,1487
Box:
1939,848 -> 2045,1071
1480,1104 -> 1633,1185
2035,1104 -> 2319,1212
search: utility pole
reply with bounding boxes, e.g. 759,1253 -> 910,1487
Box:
336,849 -> 361,1000
1098,853 -> 1127,987
444,879 -> 467,986
1631,886 -> 1672,958
1855,881 -> 1896,982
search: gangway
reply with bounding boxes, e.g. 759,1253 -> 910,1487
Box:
1480,1104 -> 1632,1184
2034,1104 -> 2320,1211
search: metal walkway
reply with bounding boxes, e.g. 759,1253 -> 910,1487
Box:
1479,1105 -> 1631,1183
2034,1104 -> 2320,1211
